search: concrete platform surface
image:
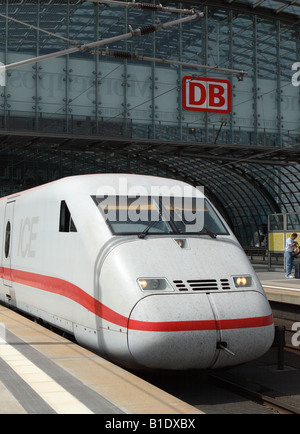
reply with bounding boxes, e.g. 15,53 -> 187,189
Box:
254,264 -> 300,305
0,305 -> 202,415
1,264 -> 300,415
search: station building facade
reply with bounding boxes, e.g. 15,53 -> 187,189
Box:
0,0 -> 299,247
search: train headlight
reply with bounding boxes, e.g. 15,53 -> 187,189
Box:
233,275 -> 253,288
137,278 -> 173,292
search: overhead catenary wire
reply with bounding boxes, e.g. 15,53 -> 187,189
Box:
89,0 -> 298,131
0,12 -> 203,73
0,12 -> 78,46
0,0 -> 298,186
88,0 -> 197,15
90,48 -> 248,78
1,0 -> 297,159
0,7 -> 246,78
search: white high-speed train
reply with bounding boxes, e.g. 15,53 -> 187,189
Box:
0,174 -> 274,370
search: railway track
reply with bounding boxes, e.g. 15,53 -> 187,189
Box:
205,324 -> 300,414
138,338 -> 300,414
5,301 -> 300,414
285,344 -> 300,355
208,371 -> 300,414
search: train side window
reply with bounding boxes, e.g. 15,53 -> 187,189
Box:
59,201 -> 77,232
5,221 -> 11,258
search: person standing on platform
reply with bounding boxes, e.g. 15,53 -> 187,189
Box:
285,233 -> 298,278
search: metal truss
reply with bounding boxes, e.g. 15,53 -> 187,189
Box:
0,0 -> 299,247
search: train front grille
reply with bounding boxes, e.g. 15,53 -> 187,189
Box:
173,278 -> 231,291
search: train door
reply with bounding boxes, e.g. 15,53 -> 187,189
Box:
2,200 -> 15,290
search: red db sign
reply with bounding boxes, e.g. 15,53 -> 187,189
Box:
183,76 -> 231,113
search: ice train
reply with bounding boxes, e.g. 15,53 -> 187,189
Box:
0,174 -> 274,370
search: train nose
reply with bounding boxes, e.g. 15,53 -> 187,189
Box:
127,292 -> 274,370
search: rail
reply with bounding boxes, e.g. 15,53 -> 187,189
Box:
210,325 -> 300,414
209,373 -> 300,414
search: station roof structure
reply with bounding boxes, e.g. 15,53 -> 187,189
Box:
193,0 -> 300,21
0,0 -> 300,246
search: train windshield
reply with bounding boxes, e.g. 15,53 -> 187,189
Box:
92,195 -> 229,236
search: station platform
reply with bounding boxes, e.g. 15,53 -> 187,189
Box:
0,305 -> 202,415
0,265 -> 299,415
254,265 -> 300,305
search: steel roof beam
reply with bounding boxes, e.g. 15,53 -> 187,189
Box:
276,0 -> 298,14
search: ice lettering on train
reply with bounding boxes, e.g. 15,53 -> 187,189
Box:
17,217 -> 39,258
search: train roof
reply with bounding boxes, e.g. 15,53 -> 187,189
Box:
0,174 -> 205,201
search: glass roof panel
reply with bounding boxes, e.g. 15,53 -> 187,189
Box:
228,0 -> 300,16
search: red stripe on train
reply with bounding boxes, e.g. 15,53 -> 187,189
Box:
0,267 -> 273,332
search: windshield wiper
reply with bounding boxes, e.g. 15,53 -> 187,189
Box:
138,220 -> 159,239
199,227 -> 217,238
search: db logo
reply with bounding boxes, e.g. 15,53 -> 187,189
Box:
183,76 -> 231,113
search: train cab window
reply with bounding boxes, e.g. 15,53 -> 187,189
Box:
59,201 -> 77,232
92,195 -> 229,236
5,221 -> 11,258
